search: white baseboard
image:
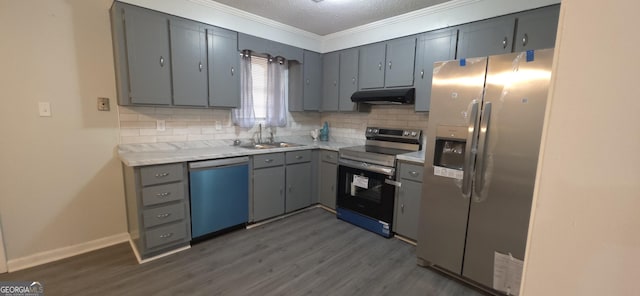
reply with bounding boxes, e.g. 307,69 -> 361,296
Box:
129,238 -> 190,264
7,232 -> 129,272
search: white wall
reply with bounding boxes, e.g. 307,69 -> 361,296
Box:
521,0 -> 640,295
0,0 -> 127,267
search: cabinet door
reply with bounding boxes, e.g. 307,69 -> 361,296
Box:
395,179 -> 422,240
123,6 -> 172,105
318,160 -> 337,209
208,28 -> 241,108
338,48 -> 359,112
414,29 -> 458,112
321,52 -> 340,111
385,37 -> 417,87
253,166 -> 285,221
303,51 -> 322,111
358,43 -> 386,89
286,162 -> 312,212
514,5 -> 560,52
457,15 -> 516,59
170,19 -> 207,107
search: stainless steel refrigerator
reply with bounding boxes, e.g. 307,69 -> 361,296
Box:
416,49 -> 554,295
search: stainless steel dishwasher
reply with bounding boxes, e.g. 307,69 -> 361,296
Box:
189,157 -> 249,242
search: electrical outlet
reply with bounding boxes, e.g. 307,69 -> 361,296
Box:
157,120 -> 166,131
38,102 -> 51,117
215,120 -> 222,130
97,97 -> 110,111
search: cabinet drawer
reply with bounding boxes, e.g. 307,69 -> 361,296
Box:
253,153 -> 285,169
142,203 -> 185,228
145,221 -> 188,250
140,163 -> 184,186
320,150 -> 338,164
141,182 -> 185,206
286,150 -> 311,164
400,163 -> 424,183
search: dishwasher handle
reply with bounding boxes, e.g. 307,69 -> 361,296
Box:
189,156 -> 249,170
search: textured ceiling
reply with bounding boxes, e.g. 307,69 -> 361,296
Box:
211,0 -> 451,36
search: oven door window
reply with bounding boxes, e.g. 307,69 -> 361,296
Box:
337,165 -> 395,223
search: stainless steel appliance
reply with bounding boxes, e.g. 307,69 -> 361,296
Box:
189,157 -> 249,242
337,127 -> 422,237
416,49 -> 554,294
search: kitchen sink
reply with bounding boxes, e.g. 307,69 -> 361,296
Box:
238,142 -> 304,150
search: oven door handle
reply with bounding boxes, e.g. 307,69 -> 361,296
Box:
385,179 -> 401,187
338,158 -> 395,176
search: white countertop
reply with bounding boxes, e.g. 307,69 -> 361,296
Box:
396,150 -> 426,164
117,136 -> 364,167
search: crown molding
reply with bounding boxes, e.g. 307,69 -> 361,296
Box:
322,0 -> 481,42
189,0 -> 323,41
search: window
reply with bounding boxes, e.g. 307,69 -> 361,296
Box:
250,56 -> 268,120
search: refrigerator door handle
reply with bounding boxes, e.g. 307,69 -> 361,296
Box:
462,100 -> 480,198
474,102 -> 492,201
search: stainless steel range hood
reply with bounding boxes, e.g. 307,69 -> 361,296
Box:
351,88 -> 415,105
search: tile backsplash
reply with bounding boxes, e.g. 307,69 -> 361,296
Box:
118,105 -> 428,144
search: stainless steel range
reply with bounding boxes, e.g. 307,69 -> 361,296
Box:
336,127 -> 422,237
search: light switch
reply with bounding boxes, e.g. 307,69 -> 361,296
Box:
38,102 -> 51,117
157,120 -> 166,131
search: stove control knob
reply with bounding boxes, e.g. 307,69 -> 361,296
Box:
411,131 -> 418,137
403,131 -> 409,136
367,128 -> 373,133
373,129 -> 379,133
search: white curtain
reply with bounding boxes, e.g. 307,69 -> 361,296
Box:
265,56 -> 288,127
232,50 -> 255,128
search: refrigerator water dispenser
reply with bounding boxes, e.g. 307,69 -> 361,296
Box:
433,125 -> 468,170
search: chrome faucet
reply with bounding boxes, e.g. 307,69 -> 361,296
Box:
258,123 -> 262,144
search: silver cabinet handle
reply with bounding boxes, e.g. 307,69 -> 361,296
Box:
264,159 -> 273,163
378,63 -> 382,70
388,61 -> 392,69
155,172 -> 169,178
352,77 -> 356,84
156,213 -> 171,219
231,67 -> 235,76
409,171 -> 419,177
326,155 -> 334,160
295,155 -> 303,160
156,192 -> 171,198
288,186 -> 292,193
160,56 -> 165,67
420,69 -> 424,79
306,79 -> 310,85
199,62 -> 203,72
502,37 -> 508,49
159,232 -> 173,239
522,33 -> 528,47
333,80 -> 337,86
401,204 -> 404,213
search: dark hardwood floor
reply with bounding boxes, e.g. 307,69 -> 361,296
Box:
0,208 -> 484,296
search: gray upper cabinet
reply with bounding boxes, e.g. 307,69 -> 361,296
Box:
359,37 -> 416,89
322,52 -> 340,111
457,15 -> 517,59
208,27 -> 240,108
170,19 -> 208,107
338,48 -> 359,111
303,51 -> 323,111
514,5 -> 560,52
113,3 -> 172,105
385,37 -> 417,87
414,29 -> 458,112
358,43 -> 386,89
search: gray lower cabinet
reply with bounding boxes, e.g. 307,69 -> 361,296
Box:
170,18 -> 208,107
208,27 -> 240,108
285,150 -> 312,212
111,2 -> 172,106
252,153 -> 286,221
322,52 -> 340,111
414,28 -> 458,112
513,5 -> 560,52
394,161 -> 424,241
122,162 -> 191,260
318,150 -> 338,209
